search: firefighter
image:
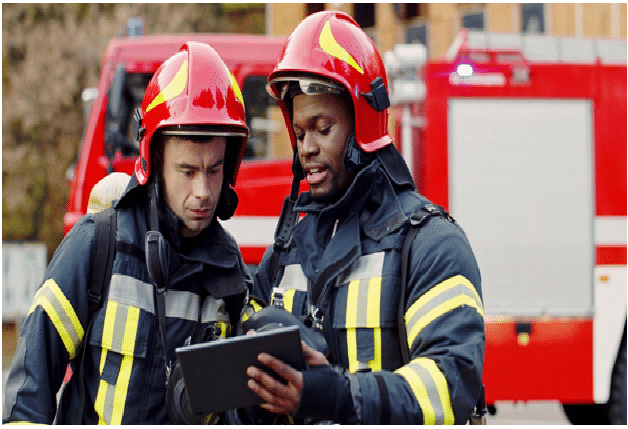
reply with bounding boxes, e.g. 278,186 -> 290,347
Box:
244,11 -> 485,424
3,42 -> 252,424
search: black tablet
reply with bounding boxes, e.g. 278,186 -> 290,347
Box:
175,325 -> 306,415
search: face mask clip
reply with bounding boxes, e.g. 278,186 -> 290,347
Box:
360,76 -> 390,112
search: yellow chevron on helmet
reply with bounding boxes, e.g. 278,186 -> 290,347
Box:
318,20 -> 364,75
146,59 -> 188,112
228,70 -> 244,108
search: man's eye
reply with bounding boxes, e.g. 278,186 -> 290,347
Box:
318,126 -> 331,135
294,131 -> 305,141
183,170 -> 195,177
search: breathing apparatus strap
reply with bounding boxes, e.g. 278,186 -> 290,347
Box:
270,150 -> 303,284
147,182 -> 171,380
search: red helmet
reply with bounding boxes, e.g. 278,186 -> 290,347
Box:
267,11 -> 392,153
134,41 -> 248,186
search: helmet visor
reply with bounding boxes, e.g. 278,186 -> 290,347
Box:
267,77 -> 346,101
160,125 -> 247,138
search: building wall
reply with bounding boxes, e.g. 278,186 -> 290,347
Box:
269,3 -> 627,59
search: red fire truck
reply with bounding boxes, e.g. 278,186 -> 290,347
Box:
66,27 -> 626,424
387,30 -> 627,424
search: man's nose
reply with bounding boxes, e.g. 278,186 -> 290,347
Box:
193,175 -> 211,200
300,132 -> 319,156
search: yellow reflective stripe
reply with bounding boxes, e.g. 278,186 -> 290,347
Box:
228,70 -> 244,107
95,379 -> 109,425
95,302 -> 140,424
346,279 -> 360,373
146,59 -> 188,112
346,277 -> 383,372
318,21 -> 364,74
367,276 -> 382,372
28,279 -> 84,359
110,305 -> 139,425
395,358 -> 454,425
405,275 -> 483,349
250,299 -> 263,312
283,289 -> 296,313
96,301 -> 117,422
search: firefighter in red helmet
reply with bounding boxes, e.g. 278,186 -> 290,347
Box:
3,42 -> 252,424
245,11 -> 485,424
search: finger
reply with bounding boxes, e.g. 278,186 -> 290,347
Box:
301,341 -> 329,366
248,371 -> 296,415
258,353 -> 302,386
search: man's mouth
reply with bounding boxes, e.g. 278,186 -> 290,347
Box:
304,165 -> 329,186
189,208 -> 211,218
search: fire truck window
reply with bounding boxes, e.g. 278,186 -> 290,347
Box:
123,72 -> 151,155
521,4 -> 545,34
462,12 -> 484,30
241,75 -> 292,161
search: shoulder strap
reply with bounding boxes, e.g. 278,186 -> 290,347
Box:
398,203 -> 451,364
89,206 -> 117,314
76,206 -> 116,423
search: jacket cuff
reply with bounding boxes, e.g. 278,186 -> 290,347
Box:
293,365 -> 353,422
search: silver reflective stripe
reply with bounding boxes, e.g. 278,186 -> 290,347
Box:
201,297 -> 225,324
39,283 -> 82,353
406,360 -> 448,425
109,275 -> 154,313
337,252 -> 385,285
102,385 -> 115,424
405,275 -> 484,349
406,282 -> 482,335
111,303 -> 131,353
109,274 -> 225,322
276,263 -> 309,293
165,289 -> 199,320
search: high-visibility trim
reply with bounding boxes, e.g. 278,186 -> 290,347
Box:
28,279 -> 84,359
228,71 -> 244,107
284,289 -> 296,313
250,299 -> 263,312
109,274 -> 226,323
95,302 -> 140,424
395,358 -> 454,425
346,277 -> 383,372
346,279 -> 359,372
199,296 -> 224,324
146,59 -> 188,112
405,275 -> 483,349
111,305 -> 139,424
277,264 -> 309,292
319,21 -> 364,75
367,277 -> 382,372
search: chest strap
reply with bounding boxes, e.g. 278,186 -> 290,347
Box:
398,203 -> 452,364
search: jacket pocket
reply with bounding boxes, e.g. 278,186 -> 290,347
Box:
332,275 -> 397,372
88,300 -> 148,385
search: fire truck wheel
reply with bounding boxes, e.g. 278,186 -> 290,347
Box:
608,321 -> 627,425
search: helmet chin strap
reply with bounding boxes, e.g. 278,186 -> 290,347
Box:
343,133 -> 374,171
273,149 -> 303,254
